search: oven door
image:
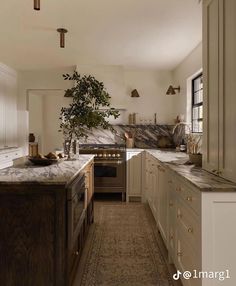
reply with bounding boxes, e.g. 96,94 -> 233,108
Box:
94,161 -> 125,193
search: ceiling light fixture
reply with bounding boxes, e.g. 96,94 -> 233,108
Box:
57,28 -> 68,48
166,85 -> 180,95
131,89 -> 140,97
34,0 -> 40,10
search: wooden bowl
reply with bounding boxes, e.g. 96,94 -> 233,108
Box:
28,157 -> 58,166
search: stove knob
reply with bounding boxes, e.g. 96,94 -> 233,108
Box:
107,154 -> 111,157
103,154 -> 107,158
116,154 -> 121,158
98,154 -> 103,157
112,154 -> 116,158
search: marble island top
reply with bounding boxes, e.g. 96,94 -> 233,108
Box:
0,155 -> 94,185
146,149 -> 236,192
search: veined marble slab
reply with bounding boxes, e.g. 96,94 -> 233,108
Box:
0,155 -> 94,185
80,124 -> 185,148
146,150 -> 236,192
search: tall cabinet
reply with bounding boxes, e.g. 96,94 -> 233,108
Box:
0,63 -> 17,149
203,0 -> 236,182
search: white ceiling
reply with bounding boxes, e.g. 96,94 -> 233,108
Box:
0,0 -> 202,71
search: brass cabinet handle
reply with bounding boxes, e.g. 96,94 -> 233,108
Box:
176,187 -> 181,192
186,196 -> 192,202
188,227 -> 193,233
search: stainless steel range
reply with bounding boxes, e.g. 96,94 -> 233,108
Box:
79,144 -> 126,201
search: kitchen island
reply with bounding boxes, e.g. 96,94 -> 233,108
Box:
0,155 -> 94,286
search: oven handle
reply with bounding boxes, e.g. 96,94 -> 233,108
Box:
95,160 -> 123,165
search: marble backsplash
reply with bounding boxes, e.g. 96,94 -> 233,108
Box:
80,124 -> 185,149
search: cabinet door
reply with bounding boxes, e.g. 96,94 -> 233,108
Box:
157,165 -> 167,244
202,0 -> 220,173
126,152 -> 142,198
218,0 -> 236,182
0,71 -> 6,148
150,161 -> 158,220
4,73 -> 17,147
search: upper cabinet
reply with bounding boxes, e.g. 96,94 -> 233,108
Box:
0,63 -> 17,149
203,0 -> 236,182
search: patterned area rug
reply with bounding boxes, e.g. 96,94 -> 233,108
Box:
79,203 -> 174,286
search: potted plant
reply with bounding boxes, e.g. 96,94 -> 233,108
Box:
59,71 -> 120,158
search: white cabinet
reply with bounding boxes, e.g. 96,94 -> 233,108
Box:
0,63 -> 17,149
0,147 -> 22,169
157,164 -> 168,245
126,150 -> 142,201
203,0 -> 236,182
144,152 -> 168,245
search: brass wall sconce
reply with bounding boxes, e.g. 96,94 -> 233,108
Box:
57,28 -> 68,48
34,0 -> 40,10
166,85 -> 180,95
131,89 -> 140,97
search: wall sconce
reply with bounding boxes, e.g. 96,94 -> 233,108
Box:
57,28 -> 68,48
34,0 -> 40,10
166,85 -> 180,95
131,89 -> 140,97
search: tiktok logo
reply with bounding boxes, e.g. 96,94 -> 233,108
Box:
173,270 -> 182,280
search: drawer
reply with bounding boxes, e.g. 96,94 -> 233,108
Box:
0,148 -> 22,160
176,228 -> 201,286
175,178 -> 201,216
176,198 -> 201,254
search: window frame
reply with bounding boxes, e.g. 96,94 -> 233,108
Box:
191,73 -> 203,133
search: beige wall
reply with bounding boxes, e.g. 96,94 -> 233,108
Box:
17,51 -> 202,154
172,42 -> 202,123
17,67 -> 75,154
76,65 -> 175,124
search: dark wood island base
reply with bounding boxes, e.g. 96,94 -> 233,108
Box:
0,156 -> 94,286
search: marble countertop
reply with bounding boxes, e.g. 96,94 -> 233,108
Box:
0,155 -> 94,185
146,149 -> 236,192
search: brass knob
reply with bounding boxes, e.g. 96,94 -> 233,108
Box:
177,252 -> 183,257
188,227 -> 193,233
186,196 -> 192,202
74,251 -> 79,256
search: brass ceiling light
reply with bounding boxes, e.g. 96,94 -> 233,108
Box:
57,28 -> 68,48
131,89 -> 140,97
166,85 -> 180,95
34,0 -> 40,10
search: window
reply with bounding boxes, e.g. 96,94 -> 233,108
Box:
192,73 -> 203,133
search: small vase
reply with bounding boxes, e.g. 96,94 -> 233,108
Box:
29,133 -> 35,143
